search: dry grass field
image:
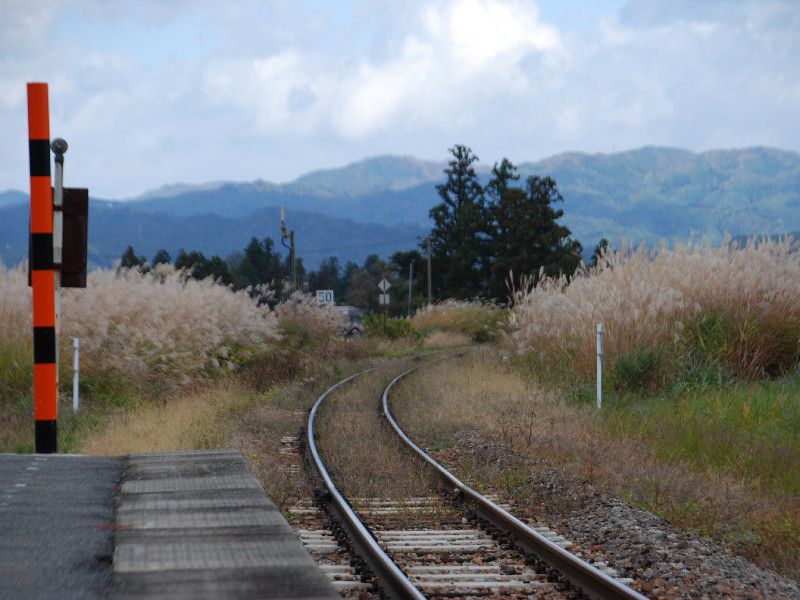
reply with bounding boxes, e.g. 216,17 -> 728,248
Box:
511,237 -> 800,386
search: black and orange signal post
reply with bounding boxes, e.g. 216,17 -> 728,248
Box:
27,82 -> 89,453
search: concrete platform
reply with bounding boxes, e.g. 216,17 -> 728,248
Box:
0,453 -> 119,599
0,450 -> 338,600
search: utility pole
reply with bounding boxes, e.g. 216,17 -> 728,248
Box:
426,235 -> 432,306
290,230 -> 296,289
281,205 -> 296,290
407,259 -> 414,318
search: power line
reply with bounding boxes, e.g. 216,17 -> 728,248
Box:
300,236 -> 424,254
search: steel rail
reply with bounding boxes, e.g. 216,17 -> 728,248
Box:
382,366 -> 649,600
307,368 -> 426,600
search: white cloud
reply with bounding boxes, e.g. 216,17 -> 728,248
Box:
204,50 -> 325,135
0,0 -> 799,197
202,0 -> 562,139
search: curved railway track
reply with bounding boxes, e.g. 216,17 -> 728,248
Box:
306,359 -> 648,600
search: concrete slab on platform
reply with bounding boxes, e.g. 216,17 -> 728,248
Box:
0,453 -> 120,600
0,450 -> 337,600
113,449 -> 338,599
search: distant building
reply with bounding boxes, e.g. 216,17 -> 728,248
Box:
333,305 -> 365,337
332,305 -> 365,323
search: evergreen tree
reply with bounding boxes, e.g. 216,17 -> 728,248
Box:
175,249 -> 231,283
590,238 -> 610,267
344,254 -> 396,312
485,158 -> 520,201
151,249 -> 171,266
486,168 -> 581,298
390,249 -> 426,313
309,256 -> 344,300
525,175 -> 582,278
232,237 -> 286,288
120,245 -> 147,270
486,158 -> 520,297
428,145 -> 489,299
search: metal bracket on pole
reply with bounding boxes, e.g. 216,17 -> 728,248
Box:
51,138 -> 67,379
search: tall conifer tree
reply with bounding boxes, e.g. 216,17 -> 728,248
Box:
428,145 -> 489,299
486,161 -> 582,298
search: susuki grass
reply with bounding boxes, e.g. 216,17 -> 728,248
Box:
501,237 -> 800,574
510,237 -> 800,387
0,264 -> 353,451
80,381 -> 256,456
273,289 -> 347,337
412,299 -> 506,342
1,264 -> 279,394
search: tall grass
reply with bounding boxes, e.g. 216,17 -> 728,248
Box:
0,264 -> 281,396
510,237 -> 800,386
1,264 -> 362,451
273,289 -> 347,337
412,299 -> 505,342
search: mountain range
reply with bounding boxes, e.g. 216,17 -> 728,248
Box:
1,146 -> 798,269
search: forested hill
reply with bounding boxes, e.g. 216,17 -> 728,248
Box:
127,146 -> 800,243
0,201 -> 424,269
0,146 -> 798,269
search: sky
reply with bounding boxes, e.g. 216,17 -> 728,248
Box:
1,0 -> 799,198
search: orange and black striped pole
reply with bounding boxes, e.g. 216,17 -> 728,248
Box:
27,82 -> 58,453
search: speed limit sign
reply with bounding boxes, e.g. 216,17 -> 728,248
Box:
316,290 -> 334,305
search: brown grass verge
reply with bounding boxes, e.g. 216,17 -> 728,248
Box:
314,359 -> 437,500
75,335 -> 431,512
80,381 -> 254,455
422,330 -> 472,349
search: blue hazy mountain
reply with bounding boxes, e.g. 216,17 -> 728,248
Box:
126,146 -> 800,244
1,146 -> 798,269
0,200 -> 425,269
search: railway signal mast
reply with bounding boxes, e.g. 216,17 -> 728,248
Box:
26,82 -> 89,453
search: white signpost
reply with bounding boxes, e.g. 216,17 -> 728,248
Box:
377,278 -> 391,334
378,278 -> 391,306
316,289 -> 334,305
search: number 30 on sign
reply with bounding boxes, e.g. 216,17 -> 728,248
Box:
316,290 -> 334,305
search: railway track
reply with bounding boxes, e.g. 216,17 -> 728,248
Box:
305,360 -> 648,600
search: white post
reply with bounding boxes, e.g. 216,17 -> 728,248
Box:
72,338 -> 80,414
596,323 -> 603,409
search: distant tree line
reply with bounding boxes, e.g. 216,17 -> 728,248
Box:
121,143 -> 595,311
119,240 -> 425,315
120,238 -> 302,297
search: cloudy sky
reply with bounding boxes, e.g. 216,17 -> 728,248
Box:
2,0 -> 799,197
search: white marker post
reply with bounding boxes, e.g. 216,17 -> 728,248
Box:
72,338 -> 80,414
596,323 -> 603,409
